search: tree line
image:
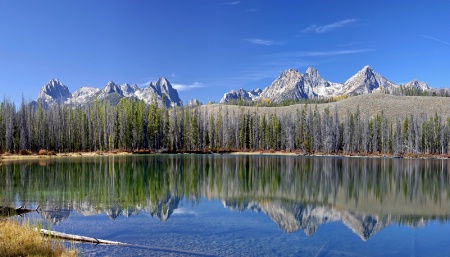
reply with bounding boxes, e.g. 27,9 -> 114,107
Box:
1,97 -> 450,155
392,85 -> 450,97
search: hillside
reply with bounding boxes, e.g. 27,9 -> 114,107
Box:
206,93 -> 450,121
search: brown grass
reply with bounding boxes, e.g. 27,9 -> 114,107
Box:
0,219 -> 77,257
18,150 -> 32,155
38,149 -> 48,156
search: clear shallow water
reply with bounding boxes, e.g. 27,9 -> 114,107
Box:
2,155 -> 450,256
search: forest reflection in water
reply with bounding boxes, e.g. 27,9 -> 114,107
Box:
1,155 -> 450,240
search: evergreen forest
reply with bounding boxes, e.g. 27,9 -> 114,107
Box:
1,97 -> 450,156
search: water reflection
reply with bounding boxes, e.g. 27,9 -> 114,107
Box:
1,155 -> 450,240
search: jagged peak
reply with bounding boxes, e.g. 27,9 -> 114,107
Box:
306,67 -> 319,76
48,79 -> 61,85
280,68 -> 300,77
360,65 -> 374,74
101,81 -> 123,96
38,79 -> 71,104
106,81 -> 116,87
151,77 -> 174,91
156,77 -> 170,85
43,79 -> 67,90
42,79 -> 67,90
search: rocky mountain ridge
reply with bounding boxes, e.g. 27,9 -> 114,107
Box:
221,66 -> 430,103
37,77 -> 182,107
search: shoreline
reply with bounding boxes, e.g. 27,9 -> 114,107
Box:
1,150 -> 450,162
0,151 -> 133,162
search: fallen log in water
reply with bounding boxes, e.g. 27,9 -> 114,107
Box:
39,229 -> 129,245
39,229 -> 216,256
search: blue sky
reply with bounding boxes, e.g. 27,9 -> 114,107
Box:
1,0 -> 449,105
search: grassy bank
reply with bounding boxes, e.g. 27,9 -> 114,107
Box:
0,219 -> 77,257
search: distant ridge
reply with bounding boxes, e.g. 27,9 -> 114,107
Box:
221,66 -> 430,103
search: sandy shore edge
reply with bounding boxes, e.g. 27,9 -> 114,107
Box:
1,150 -> 448,162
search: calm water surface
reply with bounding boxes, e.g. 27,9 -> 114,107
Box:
2,155 -> 450,256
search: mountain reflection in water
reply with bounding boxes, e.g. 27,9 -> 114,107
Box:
1,155 -> 449,241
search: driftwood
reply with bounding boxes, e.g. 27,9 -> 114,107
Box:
0,206 -> 38,217
39,229 -> 216,256
39,229 -> 129,245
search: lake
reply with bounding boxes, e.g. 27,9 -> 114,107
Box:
2,154 -> 450,256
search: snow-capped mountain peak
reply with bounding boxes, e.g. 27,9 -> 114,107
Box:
305,67 -> 319,77
343,66 -> 396,95
102,81 -> 123,94
145,77 -> 182,107
256,67 -> 339,102
37,79 -> 72,105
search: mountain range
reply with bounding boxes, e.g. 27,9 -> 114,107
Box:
37,77 -> 182,107
35,65 -> 431,107
221,66 -> 430,103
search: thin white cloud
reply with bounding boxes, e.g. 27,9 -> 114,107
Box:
420,35 -> 450,46
301,25 -> 318,33
302,19 -> 357,33
293,49 -> 372,57
172,82 -> 205,91
225,1 -> 240,5
171,73 -> 177,78
336,41 -> 370,47
247,38 -> 280,46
